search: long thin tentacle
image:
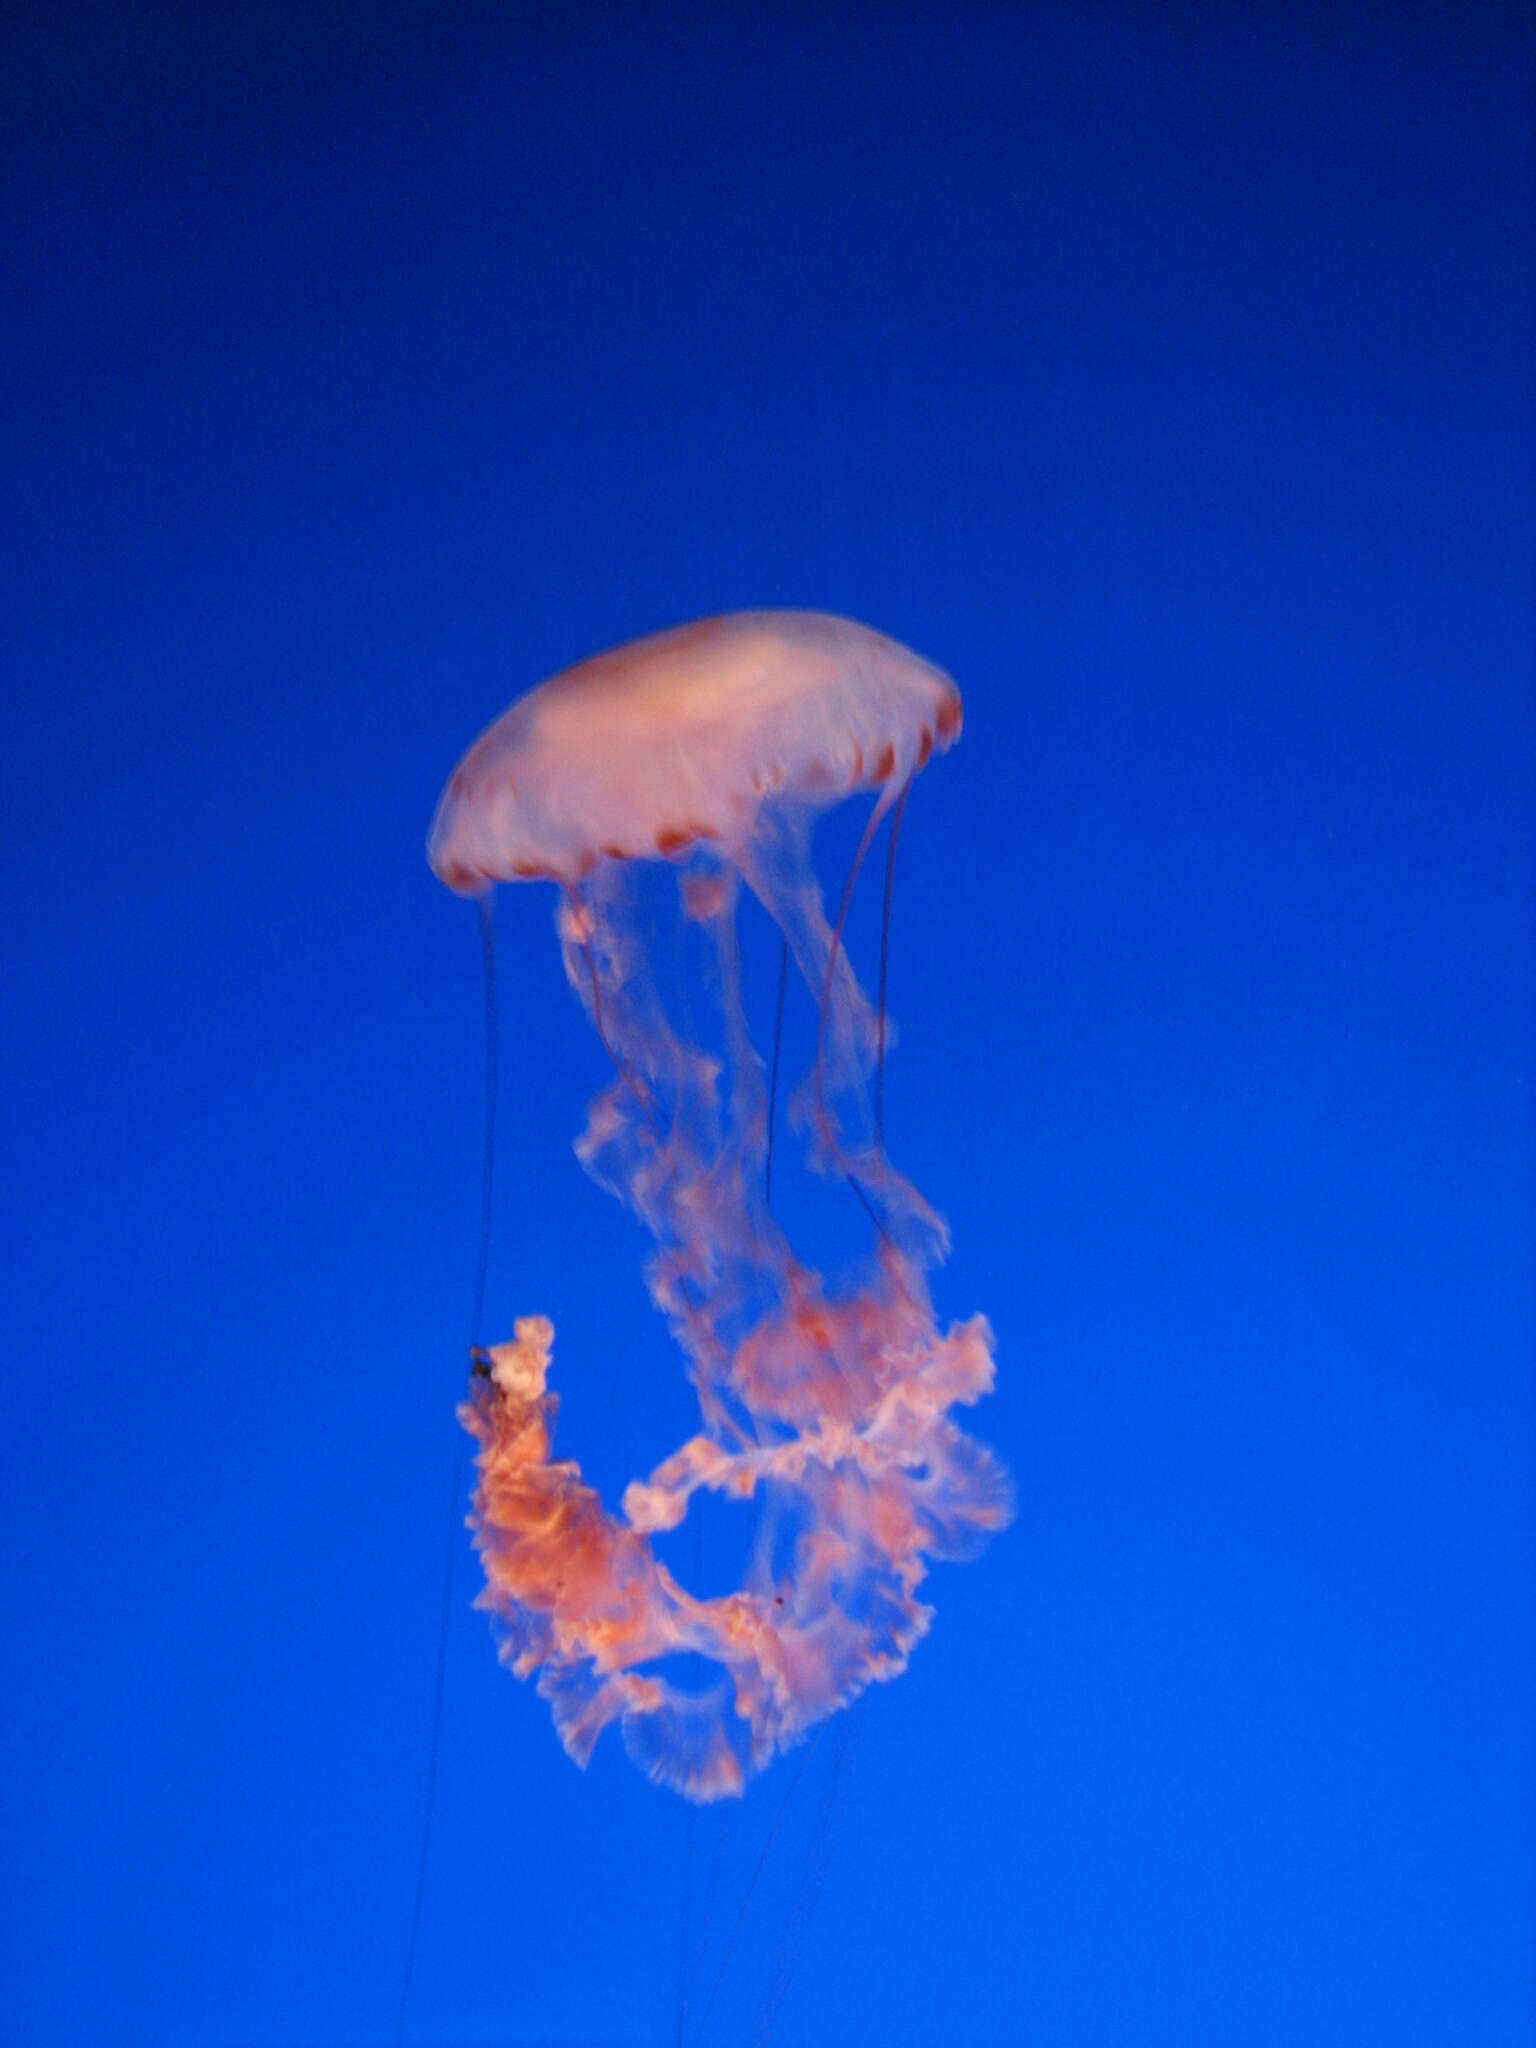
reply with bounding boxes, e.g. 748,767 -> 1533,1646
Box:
763,936 -> 788,1208
396,889 -> 499,2045
691,1723 -> 828,2048
813,782 -> 902,1224
875,777 -> 912,1165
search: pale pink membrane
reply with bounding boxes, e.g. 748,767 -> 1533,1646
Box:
434,613 -> 1011,1800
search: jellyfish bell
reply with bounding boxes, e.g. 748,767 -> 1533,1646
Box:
430,610 -> 1008,1803
426,610 -> 962,893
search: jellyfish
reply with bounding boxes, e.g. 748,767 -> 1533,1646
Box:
428,611 -> 1011,1802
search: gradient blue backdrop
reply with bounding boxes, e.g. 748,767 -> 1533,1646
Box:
4,6 -> 1532,2044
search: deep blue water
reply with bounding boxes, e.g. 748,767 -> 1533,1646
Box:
4,5 -> 1532,2043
